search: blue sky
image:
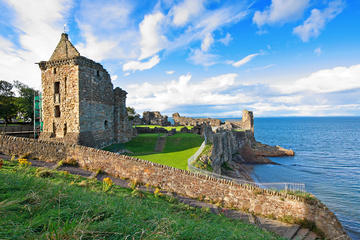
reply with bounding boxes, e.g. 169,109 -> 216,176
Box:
0,0 -> 359,117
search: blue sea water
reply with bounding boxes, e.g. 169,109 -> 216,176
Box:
248,117 -> 360,240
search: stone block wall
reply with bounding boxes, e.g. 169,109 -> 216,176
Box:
172,113 -> 222,127
39,61 -> 80,144
0,124 -> 33,133
0,135 -> 349,240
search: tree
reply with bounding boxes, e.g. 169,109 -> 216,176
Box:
126,107 -> 140,121
0,80 -> 17,123
13,81 -> 40,123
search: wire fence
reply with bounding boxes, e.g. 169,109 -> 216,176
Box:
188,141 -> 306,192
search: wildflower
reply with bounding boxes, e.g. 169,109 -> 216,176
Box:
11,155 -> 15,161
102,177 -> 113,192
154,187 -> 162,197
18,158 -> 31,167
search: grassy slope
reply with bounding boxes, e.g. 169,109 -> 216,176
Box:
0,160 -> 281,240
125,133 -> 203,170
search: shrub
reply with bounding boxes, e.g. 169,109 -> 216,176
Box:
0,159 -> 3,169
35,169 -> 53,178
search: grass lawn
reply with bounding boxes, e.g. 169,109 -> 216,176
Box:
131,133 -> 204,170
0,159 -> 281,240
104,133 -> 204,170
134,125 -> 194,131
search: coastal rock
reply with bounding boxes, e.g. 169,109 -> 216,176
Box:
252,142 -> 295,157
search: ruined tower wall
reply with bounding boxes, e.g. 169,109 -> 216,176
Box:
39,61 -> 80,144
78,63 -> 115,148
38,33 -> 133,148
114,88 -> 132,143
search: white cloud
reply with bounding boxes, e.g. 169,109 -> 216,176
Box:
293,0 -> 344,42
171,0 -> 204,26
139,12 -> 167,60
232,53 -> 260,67
218,33 -> 232,45
111,75 -> 118,81
75,0 -> 139,61
126,73 -> 252,112
188,49 -> 217,66
253,0 -> 309,27
275,64 -> 360,94
166,70 -> 175,75
123,55 -> 160,72
314,47 -> 322,56
201,33 -> 214,52
0,0 -> 72,90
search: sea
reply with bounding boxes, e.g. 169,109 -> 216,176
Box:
168,116 -> 359,238
246,117 -> 360,240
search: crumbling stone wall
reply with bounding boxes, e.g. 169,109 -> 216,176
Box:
142,111 -> 170,126
225,110 -> 254,133
172,113 -> 222,127
38,33 -> 132,148
0,135 -> 349,239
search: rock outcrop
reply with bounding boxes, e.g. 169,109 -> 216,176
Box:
201,110 -> 294,175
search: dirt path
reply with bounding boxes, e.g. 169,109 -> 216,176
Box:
154,135 -> 167,152
0,154 -> 319,240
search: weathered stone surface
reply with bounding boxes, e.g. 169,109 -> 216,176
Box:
172,113 -> 222,127
224,110 -> 254,133
0,135 -> 350,240
38,33 -> 133,148
142,111 -> 170,126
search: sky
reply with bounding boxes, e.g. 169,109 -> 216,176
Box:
0,0 -> 359,117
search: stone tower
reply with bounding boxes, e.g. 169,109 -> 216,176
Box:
38,33 -> 132,148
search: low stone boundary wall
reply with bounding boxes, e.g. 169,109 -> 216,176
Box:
0,135 -> 349,239
0,124 -> 33,133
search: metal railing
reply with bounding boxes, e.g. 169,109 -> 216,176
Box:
188,141 -> 306,192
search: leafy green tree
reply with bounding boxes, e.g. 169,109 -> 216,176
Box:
0,80 -> 17,123
126,107 -> 140,121
13,81 -> 40,123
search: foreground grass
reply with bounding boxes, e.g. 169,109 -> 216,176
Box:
0,160 -> 281,240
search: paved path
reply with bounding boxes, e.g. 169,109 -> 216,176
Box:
1,154 -> 320,240
154,135 -> 167,152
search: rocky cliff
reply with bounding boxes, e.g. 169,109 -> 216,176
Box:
202,110 -> 294,175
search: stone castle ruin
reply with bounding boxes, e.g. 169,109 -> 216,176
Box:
142,111 -> 170,126
38,33 -> 133,148
172,113 -> 222,127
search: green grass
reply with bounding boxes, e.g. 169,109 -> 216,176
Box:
192,143 -> 213,171
105,133 -> 204,170
133,133 -> 203,170
125,133 -> 163,154
134,125 -> 194,131
0,159 -> 282,240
